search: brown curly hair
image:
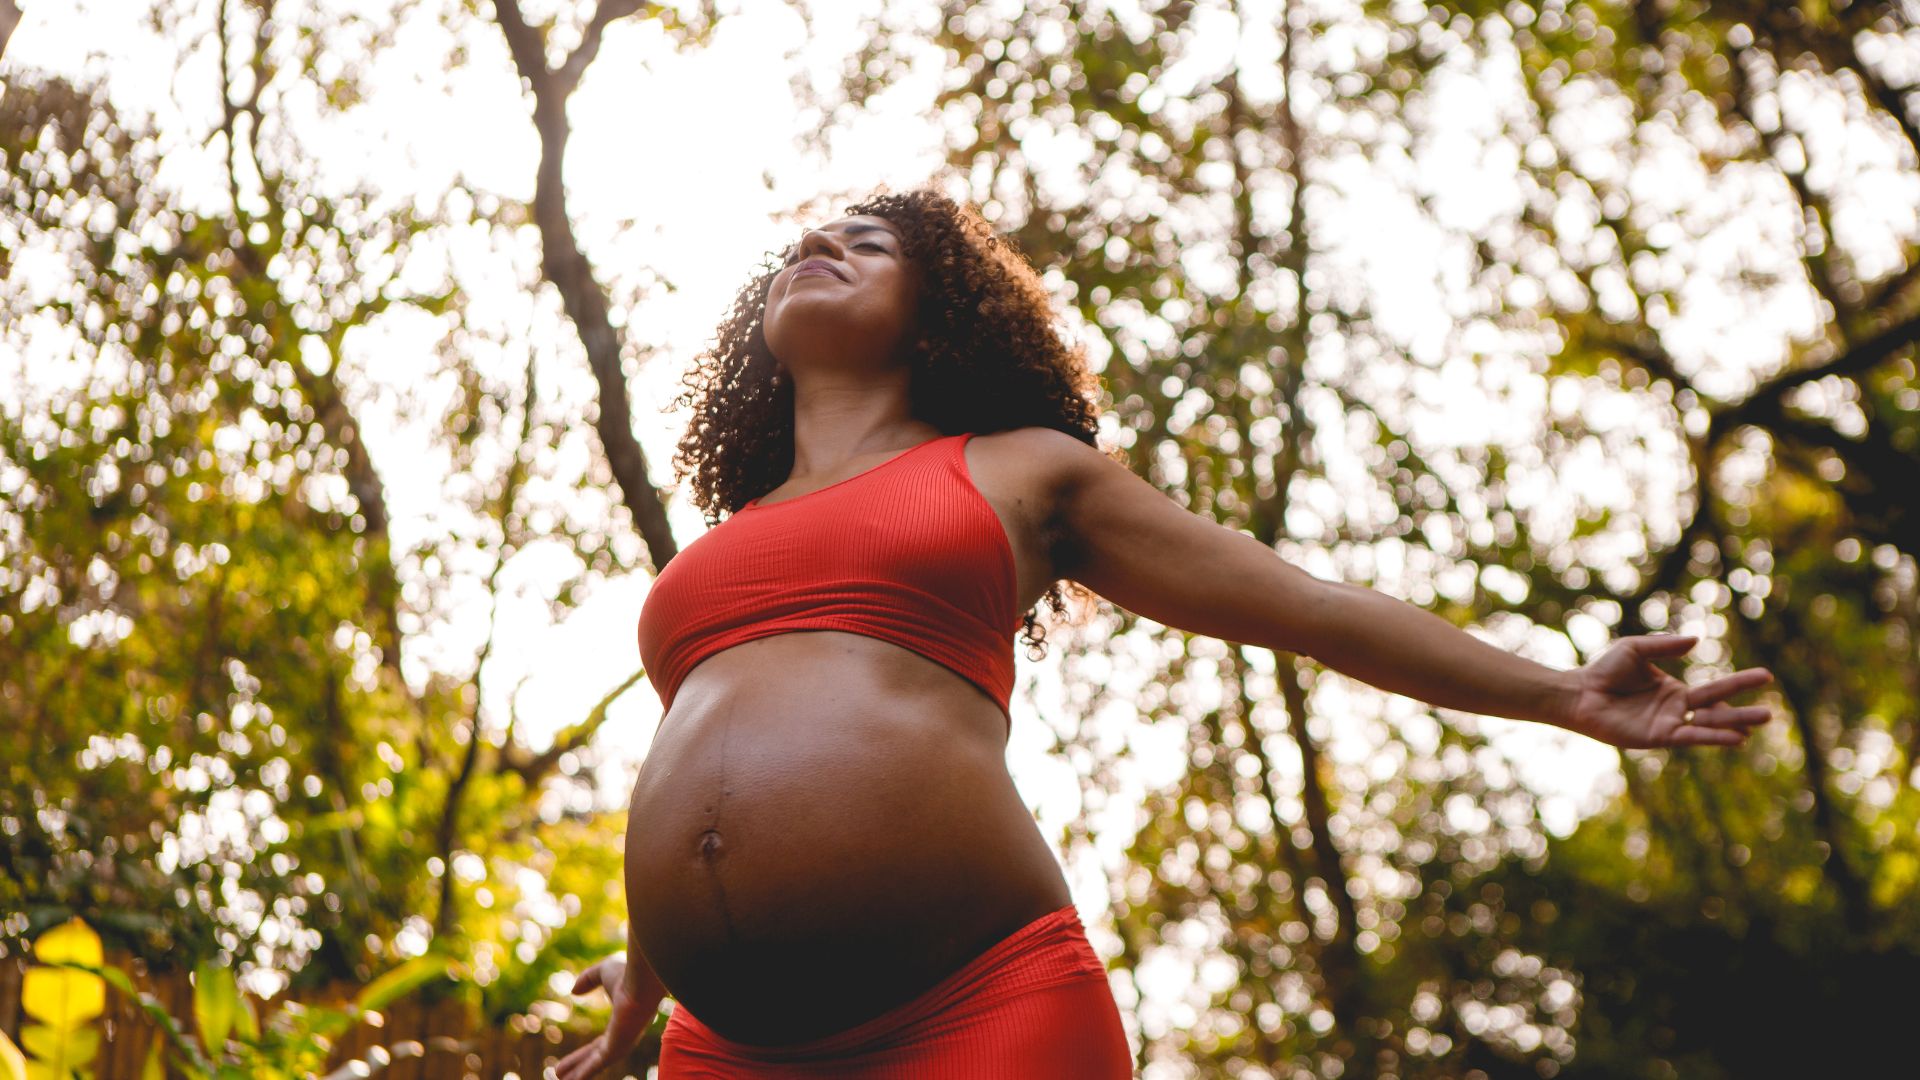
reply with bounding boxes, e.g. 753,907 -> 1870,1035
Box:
669,182 -> 1104,660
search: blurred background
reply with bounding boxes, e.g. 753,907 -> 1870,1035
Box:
2,0 -> 1916,1076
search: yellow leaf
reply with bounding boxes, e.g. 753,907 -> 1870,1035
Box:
19,1022 -> 98,1080
141,1038 -> 164,1080
20,919 -> 106,1080
20,966 -> 105,1030
0,1030 -> 24,1080
22,1024 -> 99,1068
30,920 -> 103,968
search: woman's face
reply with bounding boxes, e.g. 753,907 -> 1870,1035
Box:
761,214 -> 921,373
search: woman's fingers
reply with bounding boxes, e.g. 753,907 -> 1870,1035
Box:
1626,633 -> 1697,659
1686,703 -> 1773,729
1685,667 -> 1774,709
1668,720 -> 1747,747
571,963 -> 604,995
556,1038 -> 604,1080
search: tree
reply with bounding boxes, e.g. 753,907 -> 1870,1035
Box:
1392,1 -> 1920,1073
0,2 -> 726,1034
813,0 -> 1918,1074
485,0 -> 725,573
0,0 -> 21,61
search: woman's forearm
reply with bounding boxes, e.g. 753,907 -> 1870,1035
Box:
1289,578 -> 1582,731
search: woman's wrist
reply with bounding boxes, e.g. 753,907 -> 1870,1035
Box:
1540,666 -> 1587,735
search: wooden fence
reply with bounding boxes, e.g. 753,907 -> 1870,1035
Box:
0,957 -> 664,1079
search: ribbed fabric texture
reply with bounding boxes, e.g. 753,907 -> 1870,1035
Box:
656,905 -> 1134,1078
636,433 -> 1020,723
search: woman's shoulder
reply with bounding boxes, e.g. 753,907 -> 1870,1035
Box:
965,426 -> 1112,519
968,425 -> 1099,458
968,425 -> 1091,463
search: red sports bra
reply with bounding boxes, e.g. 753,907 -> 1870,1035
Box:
635,433 -> 1021,726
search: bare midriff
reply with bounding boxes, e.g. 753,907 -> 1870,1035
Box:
623,628 -> 1073,1047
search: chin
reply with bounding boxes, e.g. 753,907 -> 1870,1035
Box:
767,317 -> 872,359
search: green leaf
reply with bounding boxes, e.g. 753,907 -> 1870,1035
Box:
140,1039 -> 164,1080
91,966 -> 139,998
234,994 -> 259,1043
191,962 -> 241,1054
353,954 -> 453,1013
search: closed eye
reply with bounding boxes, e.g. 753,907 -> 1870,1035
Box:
783,241 -> 891,265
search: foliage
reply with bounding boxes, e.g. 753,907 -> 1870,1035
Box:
0,1030 -> 24,1080
5,0 -> 1916,1077
13,915 -> 459,1079
15,919 -> 106,1080
819,0 -> 1918,1074
0,0 -> 650,1018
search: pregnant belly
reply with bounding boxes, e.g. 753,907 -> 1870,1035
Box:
622,632 -> 1072,1046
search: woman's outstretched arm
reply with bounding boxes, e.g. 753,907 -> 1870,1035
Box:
1027,428 -> 1774,750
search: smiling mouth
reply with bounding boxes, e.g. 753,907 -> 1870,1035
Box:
792,267 -> 843,280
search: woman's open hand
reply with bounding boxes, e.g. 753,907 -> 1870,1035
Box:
1565,633 -> 1776,749
555,954 -> 667,1080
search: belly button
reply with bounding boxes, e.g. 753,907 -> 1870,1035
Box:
698,828 -> 724,860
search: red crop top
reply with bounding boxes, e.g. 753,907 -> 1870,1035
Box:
635,433 -> 1021,725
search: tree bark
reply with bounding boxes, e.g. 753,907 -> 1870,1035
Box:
1241,0 -> 1377,1057
491,0 -> 681,571
1739,599 -> 1875,936
0,1 -> 20,63
210,0 -> 411,683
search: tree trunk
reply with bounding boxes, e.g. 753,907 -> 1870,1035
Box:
492,0 -> 682,572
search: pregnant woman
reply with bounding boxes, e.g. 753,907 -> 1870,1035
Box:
556,187 -> 1775,1078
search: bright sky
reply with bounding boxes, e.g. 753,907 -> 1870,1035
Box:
16,0 -> 1857,1047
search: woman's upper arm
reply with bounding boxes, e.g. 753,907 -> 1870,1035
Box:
1030,428 -> 1334,654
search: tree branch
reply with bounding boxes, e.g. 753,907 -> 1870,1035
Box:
1763,408 -> 1920,556
1579,320 -> 1700,399
1816,7 -> 1920,167
500,666 -> 647,786
291,362 -> 406,676
1725,39 -> 1854,338
434,353 -> 539,937
490,0 -> 548,87
216,0 -> 246,222
1864,254 -> 1920,315
216,2 -> 415,685
1274,650 -> 1367,999
1710,308 -> 1920,440
1735,594 -> 1874,936
492,0 -> 680,572
1605,303 -> 1920,643
1612,508 -> 1710,639
0,0 -> 21,63
557,0 -> 646,94
1243,3 -> 1375,1053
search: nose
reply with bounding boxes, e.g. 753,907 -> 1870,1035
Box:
792,228 -> 845,264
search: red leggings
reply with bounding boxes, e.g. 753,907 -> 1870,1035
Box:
657,905 -> 1135,1078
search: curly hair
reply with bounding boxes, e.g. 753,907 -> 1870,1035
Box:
669,182 -> 1105,660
